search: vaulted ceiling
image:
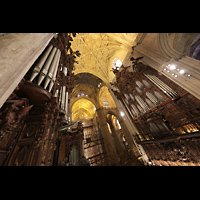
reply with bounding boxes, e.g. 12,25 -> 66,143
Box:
70,33 -> 141,121
71,33 -> 140,84
71,73 -> 103,107
71,98 -> 96,122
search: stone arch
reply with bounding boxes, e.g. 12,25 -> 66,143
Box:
74,70 -> 110,86
158,33 -> 200,60
189,34 -> 200,60
99,86 -> 116,108
158,33 -> 183,59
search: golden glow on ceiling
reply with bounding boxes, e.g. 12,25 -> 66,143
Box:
71,33 -> 139,84
70,33 -> 141,121
71,98 -> 96,122
99,86 -> 116,108
70,73 -> 103,108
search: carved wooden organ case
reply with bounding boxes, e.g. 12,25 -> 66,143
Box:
0,33 -> 80,166
111,57 -> 200,166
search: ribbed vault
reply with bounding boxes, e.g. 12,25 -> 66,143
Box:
70,33 -> 141,122
71,73 -> 104,108
71,33 -> 140,84
71,98 -> 96,122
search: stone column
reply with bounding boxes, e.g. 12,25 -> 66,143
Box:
132,33 -> 200,100
109,88 -> 148,164
108,118 -> 126,160
96,108 -> 120,165
0,33 -> 54,108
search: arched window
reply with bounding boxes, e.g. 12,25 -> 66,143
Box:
107,123 -> 112,134
111,115 -> 121,131
103,98 -> 109,107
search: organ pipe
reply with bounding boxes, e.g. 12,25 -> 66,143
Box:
54,89 -> 59,97
61,86 -> 66,110
63,66 -> 67,76
30,45 -> 53,82
65,92 -> 69,113
48,50 -> 61,92
131,104 -> 140,116
122,98 -> 135,119
44,49 -> 60,89
144,74 -> 179,98
38,47 -> 57,86
59,87 -> 62,107
145,74 -> 172,98
146,92 -> 159,105
153,75 -> 179,97
149,74 -> 175,97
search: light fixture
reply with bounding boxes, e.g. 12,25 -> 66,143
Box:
148,161 -> 152,165
167,70 -> 170,73
164,68 -> 167,71
170,64 -> 176,70
175,75 -> 178,78
120,112 -> 124,117
187,74 -> 191,77
179,69 -> 185,74
172,73 -> 174,76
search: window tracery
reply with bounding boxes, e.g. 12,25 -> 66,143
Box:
103,98 -> 109,107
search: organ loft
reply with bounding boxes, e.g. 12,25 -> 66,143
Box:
1,33 -> 200,166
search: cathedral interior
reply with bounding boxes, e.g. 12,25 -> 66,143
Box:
1,33 -> 200,166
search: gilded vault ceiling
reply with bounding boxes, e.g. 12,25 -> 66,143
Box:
71,98 -> 96,122
71,73 -> 103,106
71,33 -> 140,84
70,33 -> 140,121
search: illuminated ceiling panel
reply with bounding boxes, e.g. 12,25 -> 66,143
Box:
71,33 -> 140,84
71,98 -> 96,122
